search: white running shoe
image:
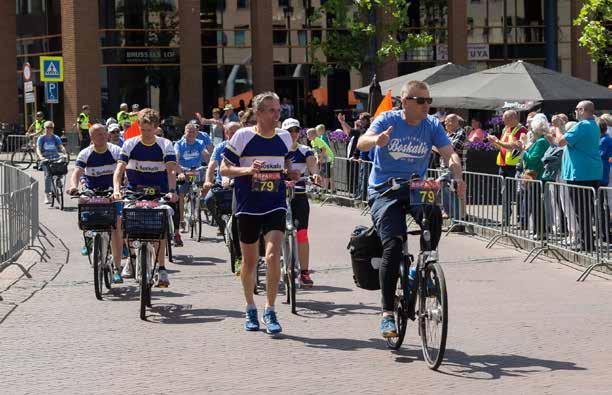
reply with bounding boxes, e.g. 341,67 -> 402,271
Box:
121,262 -> 135,279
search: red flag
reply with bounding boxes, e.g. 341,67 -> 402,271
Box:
123,120 -> 141,140
374,89 -> 393,119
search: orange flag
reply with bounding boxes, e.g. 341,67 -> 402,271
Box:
123,120 -> 141,140
374,89 -> 393,119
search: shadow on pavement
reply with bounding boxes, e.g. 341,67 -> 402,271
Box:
300,285 -> 353,294
435,348 -> 587,380
280,334 -> 386,351
148,304 -> 243,324
107,286 -> 188,301
296,299 -> 379,319
172,254 -> 225,266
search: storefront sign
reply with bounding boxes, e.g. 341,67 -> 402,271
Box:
437,44 -> 490,61
124,48 -> 179,64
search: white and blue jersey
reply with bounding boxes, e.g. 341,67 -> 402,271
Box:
223,127 -> 293,215
367,111 -> 451,195
211,141 -> 227,184
76,143 -> 121,190
37,134 -> 62,159
174,139 -> 207,169
119,136 -> 176,193
287,144 -> 314,194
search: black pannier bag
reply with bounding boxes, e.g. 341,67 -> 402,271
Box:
347,225 -> 383,290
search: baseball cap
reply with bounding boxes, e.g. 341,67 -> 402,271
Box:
281,118 -> 300,130
223,104 -> 234,111
108,123 -> 121,133
106,117 -> 117,127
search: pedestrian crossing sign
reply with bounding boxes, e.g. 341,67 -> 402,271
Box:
40,56 -> 63,82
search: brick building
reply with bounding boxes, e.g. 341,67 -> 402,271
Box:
1,0 -> 608,132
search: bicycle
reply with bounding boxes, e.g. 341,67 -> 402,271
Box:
374,176 -> 449,370
281,176 -> 316,314
10,140 -> 36,170
41,156 -> 68,210
122,190 -> 174,320
74,188 -> 117,300
178,167 -> 205,240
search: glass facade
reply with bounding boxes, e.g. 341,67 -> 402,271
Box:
99,0 -> 180,119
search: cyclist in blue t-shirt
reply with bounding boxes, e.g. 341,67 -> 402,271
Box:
357,80 -> 466,339
112,108 -> 178,288
36,121 -> 67,204
221,92 -> 294,334
203,122 -> 240,235
173,123 -> 210,244
68,124 -> 125,283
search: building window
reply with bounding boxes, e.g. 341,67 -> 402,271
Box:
278,0 -> 290,7
235,30 -> 246,46
273,28 -> 287,45
237,0 -> 248,8
297,30 -> 307,47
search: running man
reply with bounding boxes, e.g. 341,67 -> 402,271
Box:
67,124 -> 124,283
112,108 -> 178,287
221,92 -> 293,334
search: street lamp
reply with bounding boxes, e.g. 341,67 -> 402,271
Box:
283,6 -> 294,64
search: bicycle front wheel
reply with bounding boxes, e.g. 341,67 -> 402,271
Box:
56,177 -> 65,210
93,234 -> 105,300
418,262 -> 448,370
138,244 -> 151,320
10,150 -> 33,170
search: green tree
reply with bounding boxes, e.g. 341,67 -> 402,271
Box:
573,0 -> 612,66
308,0 -> 432,76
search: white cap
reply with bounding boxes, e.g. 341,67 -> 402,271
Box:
105,117 -> 117,126
281,118 -> 300,130
108,123 -> 121,133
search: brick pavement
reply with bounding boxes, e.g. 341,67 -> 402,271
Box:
1,168 -> 612,394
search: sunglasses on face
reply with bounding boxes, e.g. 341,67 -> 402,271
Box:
45,126 -> 53,129
405,96 -> 433,105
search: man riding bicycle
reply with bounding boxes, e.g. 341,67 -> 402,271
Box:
221,92 -> 294,334
36,121 -> 67,204
356,80 -> 466,338
282,118 -> 322,288
67,124 -> 124,283
112,108 -> 178,287
203,122 -> 240,235
173,122 -> 210,246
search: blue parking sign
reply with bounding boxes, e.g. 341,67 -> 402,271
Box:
40,56 -> 63,82
45,82 -> 59,104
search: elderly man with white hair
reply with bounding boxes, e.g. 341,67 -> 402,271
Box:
553,101 -> 602,251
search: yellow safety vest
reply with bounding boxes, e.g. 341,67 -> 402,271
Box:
117,111 -> 130,124
129,113 -> 138,123
78,113 -> 90,130
496,125 -> 524,167
34,119 -> 45,135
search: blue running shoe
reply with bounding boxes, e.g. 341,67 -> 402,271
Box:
112,269 -> 124,284
263,309 -> 282,334
380,316 -> 397,338
244,309 -> 260,331
122,245 -> 129,259
80,245 -> 89,256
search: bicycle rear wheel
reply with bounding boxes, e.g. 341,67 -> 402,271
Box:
281,236 -> 293,306
418,262 -> 448,370
138,244 -> 151,320
93,234 -> 105,300
10,150 -> 33,170
386,264 -> 409,350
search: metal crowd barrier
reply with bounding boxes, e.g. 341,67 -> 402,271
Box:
64,132 -> 81,156
0,162 -> 39,271
320,160 -> 612,281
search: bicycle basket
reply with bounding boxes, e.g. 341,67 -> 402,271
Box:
122,208 -> 167,240
347,225 -> 383,290
78,203 -> 117,231
48,161 -> 68,176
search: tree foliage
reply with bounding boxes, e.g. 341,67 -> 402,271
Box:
308,0 -> 432,74
573,0 -> 612,66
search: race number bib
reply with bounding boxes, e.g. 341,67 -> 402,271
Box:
251,172 -> 281,192
410,179 -> 441,205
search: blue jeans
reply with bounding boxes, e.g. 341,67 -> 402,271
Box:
42,164 -> 53,194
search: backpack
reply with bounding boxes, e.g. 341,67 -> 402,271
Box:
347,225 -> 383,290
